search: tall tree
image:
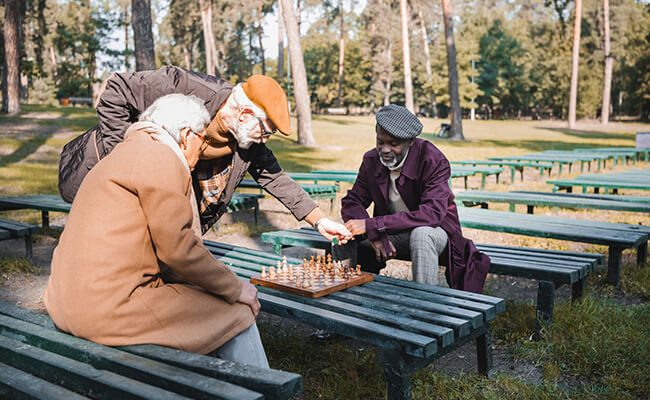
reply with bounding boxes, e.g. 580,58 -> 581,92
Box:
415,0 -> 437,117
399,0 -> 414,112
2,0 -> 22,115
199,0 -> 220,76
442,0 -> 464,140
568,0 -> 582,128
132,0 -> 156,71
600,0 -> 612,124
256,3 -> 266,74
277,0 -> 284,78
279,0 -> 315,145
336,0 -> 345,108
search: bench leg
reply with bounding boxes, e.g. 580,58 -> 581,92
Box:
42,211 -> 49,229
381,350 -> 414,400
254,202 -> 259,225
607,246 -> 623,286
273,244 -> 284,255
526,205 -> 534,214
637,242 -> 648,266
475,321 -> 493,376
571,279 -> 586,302
24,235 -> 33,261
535,280 -> 555,338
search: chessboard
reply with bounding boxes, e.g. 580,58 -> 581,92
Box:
250,254 -> 373,298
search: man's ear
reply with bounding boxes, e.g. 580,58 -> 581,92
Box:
238,108 -> 253,122
179,127 -> 190,150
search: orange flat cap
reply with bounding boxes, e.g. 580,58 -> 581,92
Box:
241,75 -> 291,136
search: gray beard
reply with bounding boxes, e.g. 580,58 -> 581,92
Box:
379,148 -> 409,170
233,121 -> 256,149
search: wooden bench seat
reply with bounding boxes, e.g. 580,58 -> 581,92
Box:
457,207 -> 648,285
0,193 -> 264,228
548,170 -> 650,194
259,227 -> 603,333
0,219 -> 38,259
455,190 -> 650,214
451,160 -> 554,183
489,153 -> 607,174
203,240 -> 505,399
0,301 -> 302,400
238,179 -> 338,209
512,190 -> 650,204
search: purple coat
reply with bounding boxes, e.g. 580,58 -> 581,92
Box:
341,138 -> 490,293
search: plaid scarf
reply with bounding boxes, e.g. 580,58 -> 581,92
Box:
195,157 -> 233,213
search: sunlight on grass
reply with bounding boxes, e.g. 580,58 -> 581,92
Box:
0,256 -> 40,284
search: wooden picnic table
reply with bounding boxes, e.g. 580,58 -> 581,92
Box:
0,193 -> 265,227
489,153 -> 606,174
455,190 -> 650,214
547,170 -> 650,194
456,207 -> 648,286
450,160 -> 554,183
204,240 -> 504,400
309,166 -> 504,189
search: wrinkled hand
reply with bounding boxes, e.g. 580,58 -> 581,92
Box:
316,218 -> 352,244
238,281 -> 261,317
344,219 -> 366,236
370,238 -> 396,263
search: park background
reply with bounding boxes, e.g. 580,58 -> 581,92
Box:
1,0 -> 650,399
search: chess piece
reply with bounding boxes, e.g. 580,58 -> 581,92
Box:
261,266 -> 267,278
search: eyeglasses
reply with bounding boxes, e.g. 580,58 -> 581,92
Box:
257,117 -> 277,136
191,130 -> 209,150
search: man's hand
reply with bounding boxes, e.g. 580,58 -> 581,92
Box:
370,238 -> 396,263
344,219 -> 366,236
316,218 -> 352,244
238,281 -> 261,317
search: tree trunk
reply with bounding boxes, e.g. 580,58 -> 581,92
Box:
131,0 -> 156,71
2,0 -> 21,115
600,0 -> 612,125
279,0 -> 315,146
442,0 -> 464,140
199,0 -> 220,76
400,0 -> 414,113
257,4 -> 266,74
277,0 -> 284,78
337,1 -> 345,108
568,0 -> 582,128
384,37 -> 392,106
124,4 -> 131,71
416,0 -> 437,118
35,0 -> 47,76
369,17 -> 376,113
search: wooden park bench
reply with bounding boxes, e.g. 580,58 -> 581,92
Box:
0,301 -> 303,400
457,207 -> 649,286
238,179 -> 338,209
67,97 -> 93,106
308,166 -> 504,190
455,190 -> 650,214
489,153 -> 607,174
0,219 -> 38,260
0,193 -> 265,227
512,190 -> 650,204
547,170 -> 650,194
541,150 -> 635,168
203,240 -> 505,399
450,160 -> 554,183
259,227 -> 602,334
571,146 -> 650,165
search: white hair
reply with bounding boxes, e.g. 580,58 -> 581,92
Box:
138,94 -> 210,143
231,84 -> 267,119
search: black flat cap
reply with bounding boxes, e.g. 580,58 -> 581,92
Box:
376,104 -> 422,140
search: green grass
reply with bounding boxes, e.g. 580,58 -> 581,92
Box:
0,256 -> 40,284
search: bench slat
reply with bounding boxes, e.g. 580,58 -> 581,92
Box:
0,315 -> 264,400
0,334 -> 191,400
0,361 -> 91,400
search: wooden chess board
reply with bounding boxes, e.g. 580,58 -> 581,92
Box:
250,255 -> 373,298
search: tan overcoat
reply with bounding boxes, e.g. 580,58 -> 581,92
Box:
44,129 -> 254,354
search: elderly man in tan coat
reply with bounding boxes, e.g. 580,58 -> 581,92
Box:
44,94 -> 268,367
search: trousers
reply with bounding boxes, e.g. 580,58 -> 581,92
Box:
332,226 -> 448,286
215,322 -> 269,368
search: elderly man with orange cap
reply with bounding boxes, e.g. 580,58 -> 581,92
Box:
59,65 -> 351,242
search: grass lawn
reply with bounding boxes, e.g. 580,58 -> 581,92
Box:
1,105 -> 649,399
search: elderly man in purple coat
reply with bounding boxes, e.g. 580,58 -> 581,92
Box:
333,104 -> 490,293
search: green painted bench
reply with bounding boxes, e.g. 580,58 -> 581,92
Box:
0,219 -> 38,260
450,160 -> 554,183
541,150 -> 635,168
203,240 -> 505,400
489,153 -> 606,174
457,207 -> 648,286
0,301 -> 303,400
455,190 -> 650,214
547,170 -> 650,194
259,227 -> 602,334
309,167 -> 504,190
512,190 -> 650,204
572,146 -> 650,164
237,179 -> 338,209
0,193 -> 265,227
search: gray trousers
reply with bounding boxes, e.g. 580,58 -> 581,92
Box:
332,226 -> 448,286
215,323 -> 269,368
